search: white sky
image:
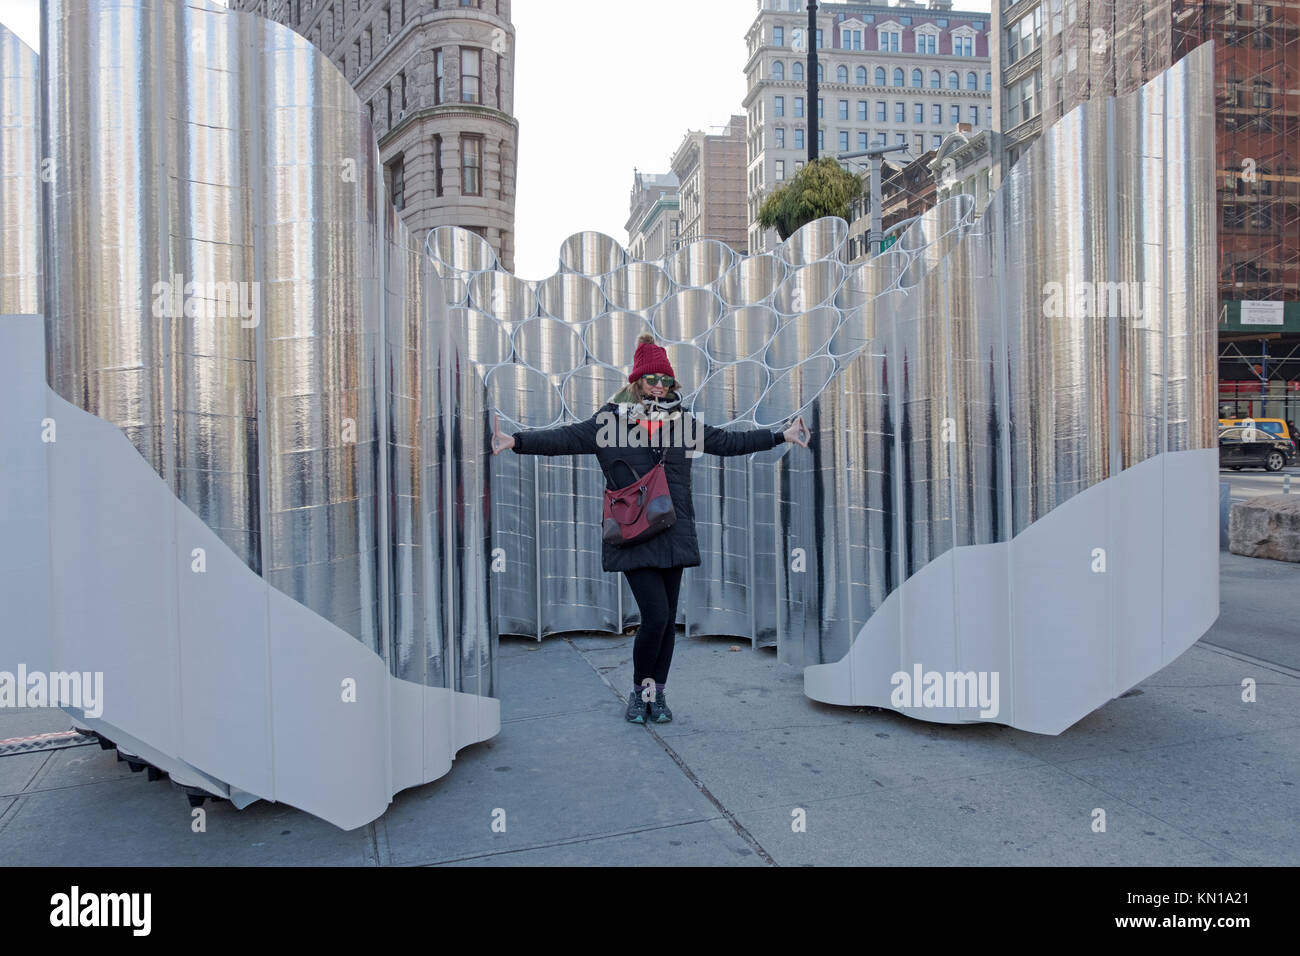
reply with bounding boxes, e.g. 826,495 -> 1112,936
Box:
2,0 -> 991,279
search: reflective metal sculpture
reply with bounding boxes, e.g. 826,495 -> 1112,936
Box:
0,24 -> 39,315
1,2 -> 1219,854
3,0 -> 498,830
468,46 -> 1220,735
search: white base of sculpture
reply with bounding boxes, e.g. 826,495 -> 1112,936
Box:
804,448 -> 1220,735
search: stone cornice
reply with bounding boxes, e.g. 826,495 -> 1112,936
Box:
380,103 -> 518,147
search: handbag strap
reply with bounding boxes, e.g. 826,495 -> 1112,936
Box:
608,458 -> 643,486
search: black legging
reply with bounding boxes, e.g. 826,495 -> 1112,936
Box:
623,566 -> 684,686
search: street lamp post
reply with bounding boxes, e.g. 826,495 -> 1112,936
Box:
838,144 -> 909,256
808,0 -> 818,162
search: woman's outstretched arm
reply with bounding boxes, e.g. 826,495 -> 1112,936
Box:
691,413 -> 810,457
492,412 -> 602,457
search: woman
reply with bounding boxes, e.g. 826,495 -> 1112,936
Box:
490,333 -> 809,725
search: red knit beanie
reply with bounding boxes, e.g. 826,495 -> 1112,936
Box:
629,333 -> 676,383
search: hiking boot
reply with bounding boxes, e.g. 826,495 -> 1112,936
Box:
648,689 -> 673,723
625,690 -> 647,724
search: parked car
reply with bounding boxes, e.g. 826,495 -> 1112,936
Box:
1218,425 -> 1294,472
1218,417 -> 1297,449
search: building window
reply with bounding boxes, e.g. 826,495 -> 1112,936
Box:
461,47 -> 481,103
461,135 -> 483,195
435,49 -> 445,105
776,159 -> 786,180
878,29 -> 900,51
932,134 -> 942,149
387,156 -> 405,210
842,28 -> 863,50
818,129 -> 824,150
839,131 -> 849,151
857,101 -> 868,121
985,71 -> 992,91
969,105 -> 979,126
1005,10 -> 1040,65
859,132 -> 869,149
895,133 -> 905,145
950,105 -> 960,125
947,71 -> 959,89
914,134 -> 924,154
839,99 -> 849,120
954,35 -> 973,56
875,66 -> 886,85
929,69 -> 941,89
932,103 -> 942,124
911,69 -> 922,87
776,127 -> 785,148
774,25 -> 784,46
895,102 -> 905,122
893,67 -> 905,86
856,66 -> 868,85
837,65 -> 849,84
773,61 -> 785,81
795,97 -> 805,118
775,95 -> 785,117
817,98 -> 823,119
965,71 -> 976,90
876,101 -> 886,121
817,63 -> 824,82
793,62 -> 804,82
1005,72 -> 1040,128
433,134 -> 444,197
795,128 -> 805,149
918,32 -> 936,54
816,29 -> 823,48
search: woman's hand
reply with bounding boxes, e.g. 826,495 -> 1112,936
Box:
784,416 -> 809,448
491,415 -> 515,456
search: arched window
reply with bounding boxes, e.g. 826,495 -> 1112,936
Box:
966,71 -> 977,90
817,62 -> 824,82
837,64 -> 849,84
984,71 -> 992,91
875,66 -> 886,85
911,68 -> 923,87
947,70 -> 959,89
893,67 -> 904,86
793,61 -> 804,82
930,69 -> 941,89
772,61 -> 785,81
857,65 -> 868,85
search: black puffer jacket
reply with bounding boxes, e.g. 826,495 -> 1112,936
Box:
512,401 -> 784,572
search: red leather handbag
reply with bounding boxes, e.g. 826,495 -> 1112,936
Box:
602,450 -> 676,547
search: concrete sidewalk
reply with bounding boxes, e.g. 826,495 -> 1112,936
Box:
2,555 -> 1298,866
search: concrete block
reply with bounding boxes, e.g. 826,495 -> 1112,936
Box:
1230,494 -> 1300,562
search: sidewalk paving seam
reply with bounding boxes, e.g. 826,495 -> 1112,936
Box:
563,636 -> 779,867
1197,641 -> 1300,680
0,793 -> 23,834
405,816 -> 722,867
0,748 -> 54,811
501,705 -> 617,725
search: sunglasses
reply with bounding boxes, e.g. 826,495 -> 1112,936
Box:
641,374 -> 676,388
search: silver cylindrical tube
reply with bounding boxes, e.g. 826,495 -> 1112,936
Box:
558,231 -> 626,277
664,239 -> 736,289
